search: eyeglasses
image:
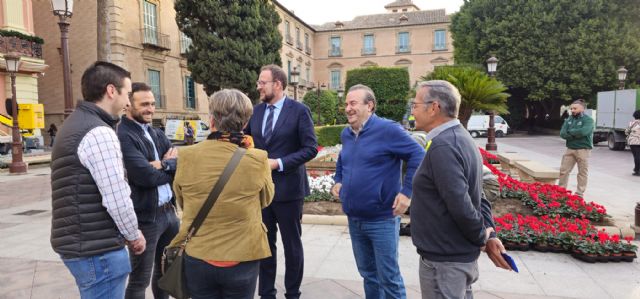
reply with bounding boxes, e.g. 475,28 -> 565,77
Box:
409,100 -> 435,109
256,80 -> 275,86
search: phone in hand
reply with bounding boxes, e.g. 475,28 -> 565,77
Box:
501,253 -> 519,273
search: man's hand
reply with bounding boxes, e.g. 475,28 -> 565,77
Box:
127,230 -> 146,255
392,193 -> 411,216
268,159 -> 279,170
163,147 -> 178,160
481,232 -> 511,270
331,183 -> 342,198
150,160 -> 162,170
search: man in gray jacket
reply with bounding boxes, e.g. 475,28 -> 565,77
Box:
409,80 -> 510,298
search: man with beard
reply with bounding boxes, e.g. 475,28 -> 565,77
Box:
117,82 -> 179,299
559,99 -> 594,197
245,64 -> 317,299
331,84 -> 424,298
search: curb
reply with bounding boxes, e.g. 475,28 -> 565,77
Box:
301,214 -> 411,226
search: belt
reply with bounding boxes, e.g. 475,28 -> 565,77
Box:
157,202 -> 174,212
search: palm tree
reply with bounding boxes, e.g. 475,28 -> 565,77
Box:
421,65 -> 510,128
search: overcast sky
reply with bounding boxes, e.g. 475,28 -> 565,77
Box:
276,0 -> 464,26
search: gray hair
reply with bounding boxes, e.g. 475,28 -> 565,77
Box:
347,84 -> 376,111
416,80 -> 461,118
208,89 -> 253,132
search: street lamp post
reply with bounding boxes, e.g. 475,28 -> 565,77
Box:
290,67 -> 300,100
336,86 -> 344,124
618,66 -> 628,90
5,54 -> 27,174
485,56 -> 499,151
315,82 -> 326,125
51,0 -> 74,119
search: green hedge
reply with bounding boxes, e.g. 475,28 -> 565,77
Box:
303,90 -> 338,126
315,125 -> 347,146
345,67 -> 410,122
0,30 -> 44,44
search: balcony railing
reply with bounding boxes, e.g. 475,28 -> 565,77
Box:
396,45 -> 411,53
305,45 -> 311,55
180,34 -> 192,55
328,48 -> 342,57
0,36 -> 43,59
296,40 -> 303,50
141,28 -> 171,51
361,47 -> 376,55
285,34 -> 293,45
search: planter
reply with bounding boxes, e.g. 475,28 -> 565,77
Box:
533,243 -> 549,252
549,244 -> 565,253
596,254 -> 610,263
504,242 -> 519,251
516,242 -> 530,251
621,251 -> 637,263
573,253 -> 598,263
609,253 -> 622,263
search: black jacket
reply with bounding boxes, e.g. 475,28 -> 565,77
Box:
117,116 -> 176,223
50,101 -> 124,258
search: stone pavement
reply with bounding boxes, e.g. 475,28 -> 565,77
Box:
1,137 -> 640,298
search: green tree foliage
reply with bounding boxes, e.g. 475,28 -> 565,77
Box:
421,65 -> 510,128
175,0 -> 282,99
451,0 -> 640,107
302,90 -> 338,126
345,67 -> 410,121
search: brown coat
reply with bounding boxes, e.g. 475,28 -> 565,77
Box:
169,140 -> 274,262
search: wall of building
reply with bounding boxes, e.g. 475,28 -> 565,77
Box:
313,24 -> 453,89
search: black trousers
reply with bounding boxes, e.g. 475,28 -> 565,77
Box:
258,200 -> 304,299
631,145 -> 640,174
185,255 -> 260,299
125,205 -> 179,299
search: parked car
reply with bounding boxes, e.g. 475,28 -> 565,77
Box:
467,115 -> 510,138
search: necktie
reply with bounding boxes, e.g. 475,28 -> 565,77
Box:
264,105 -> 275,144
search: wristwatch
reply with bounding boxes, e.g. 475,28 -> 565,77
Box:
161,160 -> 170,171
489,231 -> 497,239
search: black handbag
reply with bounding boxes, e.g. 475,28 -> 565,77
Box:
157,147 -> 246,299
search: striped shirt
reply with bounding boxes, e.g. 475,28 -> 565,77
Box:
77,126 -> 139,241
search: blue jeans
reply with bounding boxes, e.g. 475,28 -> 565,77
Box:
62,247 -> 131,299
184,254 -> 260,299
348,217 -> 406,299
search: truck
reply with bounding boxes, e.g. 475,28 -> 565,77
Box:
0,103 -> 45,155
466,115 -> 511,138
593,89 -> 639,150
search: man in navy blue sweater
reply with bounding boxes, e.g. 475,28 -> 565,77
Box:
410,80 -> 510,298
331,84 -> 424,299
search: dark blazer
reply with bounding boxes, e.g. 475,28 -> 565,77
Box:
117,116 -> 176,223
246,97 -> 318,202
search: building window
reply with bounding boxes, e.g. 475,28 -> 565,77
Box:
148,69 -> 162,108
304,33 -> 310,54
184,76 -> 196,109
143,1 -> 158,44
329,36 -> 341,57
287,60 -> 292,82
306,67 -> 310,84
285,21 -> 292,44
397,32 -> 410,53
296,27 -> 302,49
434,29 -> 446,50
362,34 -> 375,55
330,70 -> 341,90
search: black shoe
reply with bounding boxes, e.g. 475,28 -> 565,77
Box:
633,172 -> 640,176
399,223 -> 411,236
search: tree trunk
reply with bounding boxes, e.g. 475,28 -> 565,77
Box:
97,0 -> 112,62
459,105 -> 474,129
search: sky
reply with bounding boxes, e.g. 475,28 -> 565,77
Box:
276,0 -> 464,26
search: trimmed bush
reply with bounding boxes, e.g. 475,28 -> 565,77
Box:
315,125 -> 347,147
345,67 -> 410,121
303,90 -> 338,126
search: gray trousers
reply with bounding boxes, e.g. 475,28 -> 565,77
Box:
419,257 -> 479,299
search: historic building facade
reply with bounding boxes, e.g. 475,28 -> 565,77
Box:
0,0 -> 47,136
33,0 -> 209,129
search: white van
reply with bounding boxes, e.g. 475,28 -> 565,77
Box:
467,115 -> 510,138
164,119 -> 210,144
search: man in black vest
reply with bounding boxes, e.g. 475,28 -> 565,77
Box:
51,61 -> 146,299
119,83 -> 179,299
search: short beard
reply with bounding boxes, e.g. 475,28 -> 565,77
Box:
261,92 -> 275,103
132,112 -> 150,124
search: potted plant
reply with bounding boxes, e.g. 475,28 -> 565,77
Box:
573,238 -> 598,263
620,237 -> 637,262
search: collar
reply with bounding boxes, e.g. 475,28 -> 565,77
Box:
424,119 -> 461,143
268,95 -> 286,109
133,119 -> 150,132
350,113 -> 374,135
76,101 -> 119,128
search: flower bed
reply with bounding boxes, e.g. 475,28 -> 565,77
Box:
479,149 -> 636,262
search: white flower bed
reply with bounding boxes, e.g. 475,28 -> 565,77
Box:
317,144 -> 342,158
308,174 -> 335,193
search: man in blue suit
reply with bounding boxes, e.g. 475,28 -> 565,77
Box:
246,64 -> 318,299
